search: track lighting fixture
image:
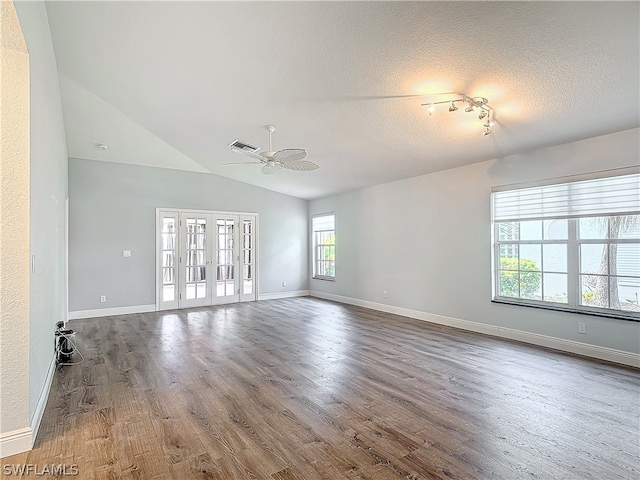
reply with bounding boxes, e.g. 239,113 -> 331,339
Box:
422,94 -> 494,137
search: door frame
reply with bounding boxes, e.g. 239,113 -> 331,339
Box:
155,208 -> 259,311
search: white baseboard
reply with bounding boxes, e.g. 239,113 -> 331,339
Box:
310,291 -> 640,368
0,427 -> 32,459
68,304 -> 156,320
2,355 -> 57,458
69,294 -> 315,318
258,290 -> 310,301
30,355 -> 56,443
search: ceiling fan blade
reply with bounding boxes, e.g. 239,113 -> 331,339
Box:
272,149 -> 307,163
221,161 -> 264,166
231,149 -> 267,161
280,160 -> 319,171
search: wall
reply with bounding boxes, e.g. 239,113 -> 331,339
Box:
14,0 -> 69,436
0,0 -> 31,455
68,158 -> 308,313
310,128 -> 640,361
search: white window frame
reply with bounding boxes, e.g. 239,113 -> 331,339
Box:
312,213 -> 335,281
491,168 -> 640,321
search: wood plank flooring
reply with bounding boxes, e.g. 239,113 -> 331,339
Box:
2,297 -> 639,479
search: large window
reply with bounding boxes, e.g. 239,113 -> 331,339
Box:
492,169 -> 639,320
312,213 -> 335,280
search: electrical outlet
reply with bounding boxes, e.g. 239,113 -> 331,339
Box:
123,250 -> 132,257
577,322 -> 586,334
100,295 -> 107,303
383,290 -> 387,298
282,281 -> 287,287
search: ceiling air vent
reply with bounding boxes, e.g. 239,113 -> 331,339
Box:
228,139 -> 259,153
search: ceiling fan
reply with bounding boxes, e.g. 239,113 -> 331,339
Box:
224,125 -> 319,174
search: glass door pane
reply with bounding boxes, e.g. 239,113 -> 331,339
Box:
213,217 -> 239,303
240,217 -> 255,301
180,213 -> 211,308
158,212 -> 179,310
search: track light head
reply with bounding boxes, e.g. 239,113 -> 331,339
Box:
482,119 -> 493,136
422,94 -> 495,136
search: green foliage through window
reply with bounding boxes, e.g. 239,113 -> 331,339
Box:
500,258 -> 541,297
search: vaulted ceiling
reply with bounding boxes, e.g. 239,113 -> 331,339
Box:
45,1 -> 639,200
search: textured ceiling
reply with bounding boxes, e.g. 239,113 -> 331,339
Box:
45,1 -> 639,200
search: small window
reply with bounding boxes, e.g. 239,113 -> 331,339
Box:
312,214 -> 335,280
491,169 -> 640,320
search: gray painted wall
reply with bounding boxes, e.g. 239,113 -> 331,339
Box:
68,159 -> 308,312
310,128 -> 640,354
14,0 -> 69,428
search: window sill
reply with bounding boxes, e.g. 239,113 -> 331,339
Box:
492,297 -> 640,322
312,276 -> 335,282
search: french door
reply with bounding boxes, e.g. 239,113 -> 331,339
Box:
157,209 -> 257,310
181,212 -> 212,308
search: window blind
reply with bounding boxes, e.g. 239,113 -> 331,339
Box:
313,214 -> 335,231
492,170 -> 640,222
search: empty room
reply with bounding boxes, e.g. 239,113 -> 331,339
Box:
1,1 -> 639,479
